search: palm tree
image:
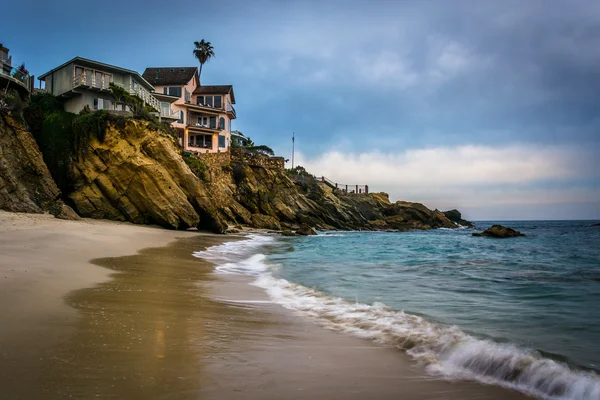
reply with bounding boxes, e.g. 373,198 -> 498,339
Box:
192,40 -> 215,83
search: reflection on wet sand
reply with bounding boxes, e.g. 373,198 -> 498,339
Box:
40,236 -> 229,399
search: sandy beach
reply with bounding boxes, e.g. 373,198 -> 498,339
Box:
0,211 -> 529,399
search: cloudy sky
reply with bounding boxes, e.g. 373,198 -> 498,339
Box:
4,0 -> 599,220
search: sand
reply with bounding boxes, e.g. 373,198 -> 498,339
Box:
0,210 -> 529,399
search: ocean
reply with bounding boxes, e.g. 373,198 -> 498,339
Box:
193,221 -> 600,400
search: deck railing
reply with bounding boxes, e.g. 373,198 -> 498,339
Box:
72,76 -> 161,112
160,108 -> 179,119
320,176 -> 369,194
0,65 -> 32,93
289,174 -> 369,194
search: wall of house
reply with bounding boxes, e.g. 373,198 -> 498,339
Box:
45,62 -> 74,96
63,91 -> 115,114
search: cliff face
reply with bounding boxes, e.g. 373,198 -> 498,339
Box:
2,114 -> 463,233
0,114 -> 78,219
68,121 -> 228,232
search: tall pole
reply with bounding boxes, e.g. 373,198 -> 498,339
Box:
292,132 -> 295,169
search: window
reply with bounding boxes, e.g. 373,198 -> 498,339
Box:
197,116 -> 209,127
104,100 -> 111,110
93,98 -> 103,110
196,95 -> 223,108
218,135 -> 226,148
116,103 -> 123,111
163,86 -> 182,98
177,110 -> 184,124
209,116 -> 216,129
189,135 -> 195,146
219,117 -> 225,130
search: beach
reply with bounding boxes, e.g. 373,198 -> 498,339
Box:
0,211 -> 529,399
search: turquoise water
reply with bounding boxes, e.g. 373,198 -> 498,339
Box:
194,221 -> 600,399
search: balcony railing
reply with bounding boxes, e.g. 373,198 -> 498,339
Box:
73,74 -> 111,90
160,108 -> 179,119
72,75 -> 160,112
0,65 -> 32,92
226,103 -> 236,118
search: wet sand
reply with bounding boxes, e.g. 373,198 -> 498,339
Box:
0,211 -> 530,399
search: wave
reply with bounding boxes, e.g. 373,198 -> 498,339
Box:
194,234 -> 600,400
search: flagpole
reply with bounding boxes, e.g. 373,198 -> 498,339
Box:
292,132 -> 295,169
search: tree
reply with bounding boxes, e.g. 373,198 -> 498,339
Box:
192,40 -> 215,83
12,63 -> 28,82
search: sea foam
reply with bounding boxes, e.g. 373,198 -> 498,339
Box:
193,234 -> 600,400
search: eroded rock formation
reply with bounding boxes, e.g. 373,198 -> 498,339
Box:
0,114 -> 78,219
2,113 -> 469,234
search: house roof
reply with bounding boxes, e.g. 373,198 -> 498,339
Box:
38,57 -> 155,90
193,85 -> 235,104
142,67 -> 197,85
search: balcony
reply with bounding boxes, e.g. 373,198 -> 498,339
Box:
0,65 -> 31,98
226,103 -> 236,119
159,108 -> 180,120
187,122 -> 220,134
72,75 -> 161,112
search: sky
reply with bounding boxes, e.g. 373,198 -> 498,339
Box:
3,0 -> 600,220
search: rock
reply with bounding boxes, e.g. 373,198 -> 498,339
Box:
472,224 -> 525,238
250,214 -> 281,230
0,113 -> 80,220
296,223 -> 317,236
443,209 -> 475,228
592,223 -> 600,227
226,228 -> 240,234
280,229 -> 296,236
48,201 -> 81,221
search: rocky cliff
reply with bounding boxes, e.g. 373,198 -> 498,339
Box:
1,109 -> 466,233
0,113 -> 78,219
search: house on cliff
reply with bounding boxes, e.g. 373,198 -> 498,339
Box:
38,57 -> 177,119
0,44 -> 33,99
142,67 -> 236,153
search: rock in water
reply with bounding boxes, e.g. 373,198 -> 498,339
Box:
296,224 -> 317,236
472,224 -> 525,238
443,209 -> 475,228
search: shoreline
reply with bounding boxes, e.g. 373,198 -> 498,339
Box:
0,211 -> 529,399
0,211 -> 214,398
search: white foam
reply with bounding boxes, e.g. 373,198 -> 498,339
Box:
195,234 -> 600,400
192,234 -> 276,272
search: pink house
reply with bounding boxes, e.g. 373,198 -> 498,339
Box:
142,67 -> 236,153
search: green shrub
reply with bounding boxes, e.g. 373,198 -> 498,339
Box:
184,155 -> 208,181
0,90 -> 26,122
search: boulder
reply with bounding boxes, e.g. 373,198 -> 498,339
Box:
280,229 -> 296,236
443,209 -> 475,228
472,224 -> 525,238
296,223 -> 317,236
